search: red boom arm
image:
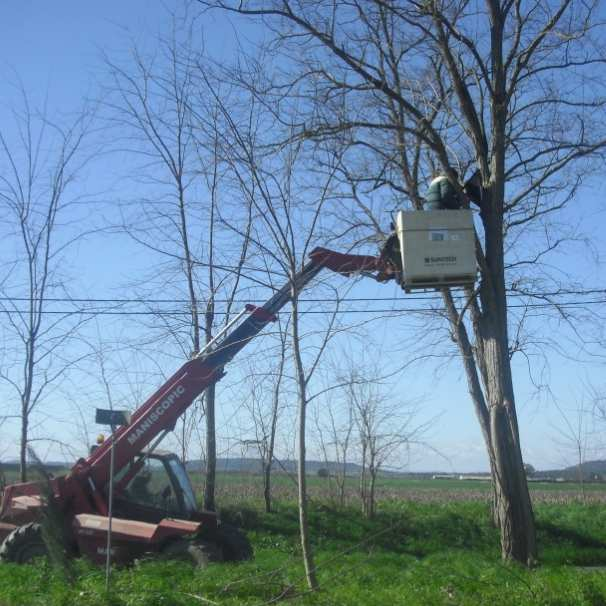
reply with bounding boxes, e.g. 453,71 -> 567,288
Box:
66,247 -> 383,508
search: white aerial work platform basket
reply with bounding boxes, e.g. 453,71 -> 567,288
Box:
395,209 -> 477,292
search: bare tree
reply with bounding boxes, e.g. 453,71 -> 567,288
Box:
104,25 -> 252,510
243,313 -> 291,512
552,397 -> 592,501
339,366 -> 426,518
214,87 -> 358,587
0,89 -> 94,481
289,221 -> 339,592
204,0 -> 606,564
313,395 -> 353,507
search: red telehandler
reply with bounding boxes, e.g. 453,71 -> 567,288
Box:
0,247 -> 383,566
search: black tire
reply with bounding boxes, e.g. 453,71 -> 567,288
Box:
161,539 -> 221,568
216,523 -> 253,562
0,523 -> 47,564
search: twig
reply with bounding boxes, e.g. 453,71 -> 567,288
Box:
182,593 -> 219,605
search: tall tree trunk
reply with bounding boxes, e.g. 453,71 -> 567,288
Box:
482,4 -> 536,564
291,295 -> 318,591
490,401 -> 536,562
203,285 -> 216,510
443,274 -> 537,563
480,217 -> 536,562
484,330 -> 536,563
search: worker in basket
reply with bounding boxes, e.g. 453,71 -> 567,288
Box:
378,169 -> 482,281
424,169 -> 464,210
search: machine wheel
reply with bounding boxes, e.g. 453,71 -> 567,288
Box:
161,539 -> 221,568
216,523 -> 253,562
0,523 -> 47,564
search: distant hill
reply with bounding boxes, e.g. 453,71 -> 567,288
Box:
4,455 -> 605,481
533,459 -> 606,481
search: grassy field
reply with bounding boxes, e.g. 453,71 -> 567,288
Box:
2,475 -> 606,605
202,472 -> 606,505
7,466 -> 606,499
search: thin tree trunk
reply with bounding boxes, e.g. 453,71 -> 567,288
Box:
20,334 -> 36,483
263,340 -> 285,513
577,444 -> 586,503
442,289 -> 499,524
203,165 -> 217,512
337,472 -> 345,508
296,402 -> 317,589
359,442 -> 367,515
203,235 -> 216,511
181,419 -> 187,463
19,407 -> 28,483
336,408 -> 352,508
263,460 -> 272,513
368,468 -> 377,519
291,294 -> 318,591
204,383 -> 216,511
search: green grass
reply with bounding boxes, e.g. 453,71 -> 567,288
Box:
2,500 -> 606,606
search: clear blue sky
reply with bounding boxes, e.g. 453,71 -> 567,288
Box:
1,1 -> 605,474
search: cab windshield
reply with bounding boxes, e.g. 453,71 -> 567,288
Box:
167,458 -> 197,513
118,458 -> 181,513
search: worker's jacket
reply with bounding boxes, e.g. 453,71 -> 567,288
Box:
424,175 -> 462,210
